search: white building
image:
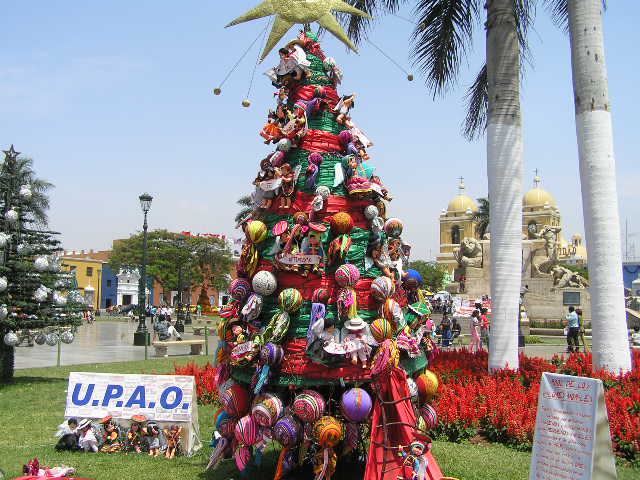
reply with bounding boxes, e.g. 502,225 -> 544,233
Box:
115,269 -> 148,306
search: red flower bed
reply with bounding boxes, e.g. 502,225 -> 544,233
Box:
429,350 -> 640,463
173,362 -> 219,406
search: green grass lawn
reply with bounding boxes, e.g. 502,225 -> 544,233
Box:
0,357 -> 636,480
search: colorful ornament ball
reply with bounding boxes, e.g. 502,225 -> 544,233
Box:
370,276 -> 395,302
229,278 -> 251,301
293,390 -> 326,423
312,287 -> 330,304
221,384 -> 250,417
415,370 -> 439,404
251,393 -> 284,427
421,404 -> 438,430
252,270 -> 278,295
314,416 -> 343,448
273,414 -> 301,447
260,343 -> 285,366
334,263 -> 360,287
246,220 -> 268,243
340,388 -> 372,423
370,318 -> 394,343
330,212 -> 354,235
278,288 -> 303,313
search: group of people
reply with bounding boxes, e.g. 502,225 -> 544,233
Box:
54,416 -> 182,458
436,304 -> 490,352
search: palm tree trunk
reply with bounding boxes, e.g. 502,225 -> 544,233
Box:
567,0 -> 631,372
486,0 -> 523,371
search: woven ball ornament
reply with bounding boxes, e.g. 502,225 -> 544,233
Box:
3,332 -> 18,347
421,404 -> 438,430
311,288 -> 330,304
330,212 -> 354,235
415,370 -> 439,403
370,318 -> 394,343
0,277 -> 7,292
273,414 -> 301,447
252,270 -> 278,296
334,263 -> 360,288
340,388 -> 372,423
251,393 -> 283,427
259,343 -> 284,366
293,391 -> 326,423
229,278 -> 251,301
364,205 -> 379,220
384,218 -> 404,238
246,220 -> 268,243
221,384 -> 250,417
235,415 -> 260,446
370,276 -> 395,302
235,445 -> 252,471
278,288 -> 303,313
314,416 -> 343,448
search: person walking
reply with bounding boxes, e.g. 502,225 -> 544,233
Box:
469,310 -> 481,353
480,308 -> 490,350
564,306 -> 580,353
440,313 -> 452,347
576,308 -> 589,353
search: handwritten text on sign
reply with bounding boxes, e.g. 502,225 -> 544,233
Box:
64,372 -> 195,423
529,373 -> 599,480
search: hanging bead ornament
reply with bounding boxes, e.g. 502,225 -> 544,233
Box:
45,333 -> 59,346
34,256 -> 49,272
61,330 -> 74,344
0,277 -> 7,292
34,332 -> 46,345
3,331 -> 19,347
19,185 -> 32,200
5,209 -> 19,224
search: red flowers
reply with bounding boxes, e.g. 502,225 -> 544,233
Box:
429,350 -> 640,462
173,362 -> 219,406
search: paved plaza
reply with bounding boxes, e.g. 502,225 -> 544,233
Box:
14,320 -> 220,369
14,320 -> 576,370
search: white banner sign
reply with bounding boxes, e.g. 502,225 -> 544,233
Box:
278,252 -> 321,265
64,372 -> 201,455
529,372 -> 616,480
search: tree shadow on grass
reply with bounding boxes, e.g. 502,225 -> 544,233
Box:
2,376 -> 67,387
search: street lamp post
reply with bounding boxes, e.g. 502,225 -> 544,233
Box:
175,263 -> 185,333
133,193 -> 153,347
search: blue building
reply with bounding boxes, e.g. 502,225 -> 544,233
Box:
101,264 -> 118,308
623,262 -> 640,291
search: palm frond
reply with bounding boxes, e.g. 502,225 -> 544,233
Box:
462,63 -> 487,141
335,0 -> 407,47
410,0 -> 479,97
514,0 -> 535,66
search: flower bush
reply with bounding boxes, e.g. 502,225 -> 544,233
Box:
170,350 -> 640,465
429,350 -> 640,464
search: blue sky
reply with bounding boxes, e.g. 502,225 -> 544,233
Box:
1,1 -> 638,260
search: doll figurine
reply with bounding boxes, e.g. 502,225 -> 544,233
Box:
126,415 -> 148,454
77,419 -> 98,452
260,110 -> 282,144
307,311 -> 341,365
341,317 -> 374,369
277,163 -> 296,209
144,421 -> 162,457
306,152 -> 323,189
99,416 -> 121,453
334,93 -> 357,128
397,433 -> 432,480
310,186 -> 330,221
265,45 -> 310,88
164,425 -> 183,459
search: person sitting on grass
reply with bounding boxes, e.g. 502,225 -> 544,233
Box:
154,316 -> 182,341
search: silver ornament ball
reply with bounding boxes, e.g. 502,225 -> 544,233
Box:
34,332 -> 46,345
61,331 -> 74,344
3,332 -> 19,347
45,333 -> 59,346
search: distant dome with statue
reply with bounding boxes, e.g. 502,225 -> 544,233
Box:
523,175 -> 557,210
446,180 -> 478,216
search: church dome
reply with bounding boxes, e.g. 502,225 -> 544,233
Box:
447,180 -> 478,215
523,175 -> 556,208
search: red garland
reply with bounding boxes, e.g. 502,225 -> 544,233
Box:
290,84 -> 339,109
299,129 -> 343,153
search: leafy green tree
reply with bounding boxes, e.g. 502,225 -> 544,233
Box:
408,260 -> 448,293
472,197 -> 490,238
235,195 -> 254,224
108,230 -> 234,299
0,146 -> 83,382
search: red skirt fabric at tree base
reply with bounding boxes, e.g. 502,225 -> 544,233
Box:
365,366 -> 417,480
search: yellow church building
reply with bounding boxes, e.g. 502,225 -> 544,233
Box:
59,255 -> 104,310
436,175 -> 587,275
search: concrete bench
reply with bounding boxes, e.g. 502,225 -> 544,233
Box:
192,327 -> 212,336
152,339 -> 205,357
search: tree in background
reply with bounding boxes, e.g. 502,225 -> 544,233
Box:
0,146 -> 84,382
235,195 -> 254,225
108,230 -> 234,304
408,260 -> 448,293
472,197 -> 490,238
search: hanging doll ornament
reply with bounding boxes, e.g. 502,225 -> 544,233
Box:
99,415 -> 122,453
335,263 -> 359,320
380,297 -> 405,332
327,212 -> 353,265
310,185 -> 330,221
323,57 -> 343,85
306,288 -> 340,365
242,292 -> 263,333
306,152 -> 323,189
341,317 -> 374,368
252,270 -> 278,295
253,342 -> 284,394
238,220 -> 268,277
384,218 -> 404,238
364,205 -> 384,243
397,432 -> 433,480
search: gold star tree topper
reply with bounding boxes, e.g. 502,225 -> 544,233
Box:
226,0 -> 371,60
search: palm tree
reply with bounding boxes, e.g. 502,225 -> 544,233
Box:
472,197 -> 490,238
234,194 -> 254,224
341,0 -> 530,370
562,0 -> 631,372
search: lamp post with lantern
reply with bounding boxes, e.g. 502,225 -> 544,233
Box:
133,192 -> 153,346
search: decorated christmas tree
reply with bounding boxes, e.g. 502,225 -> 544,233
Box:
0,146 -> 84,382
210,6 -> 442,478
